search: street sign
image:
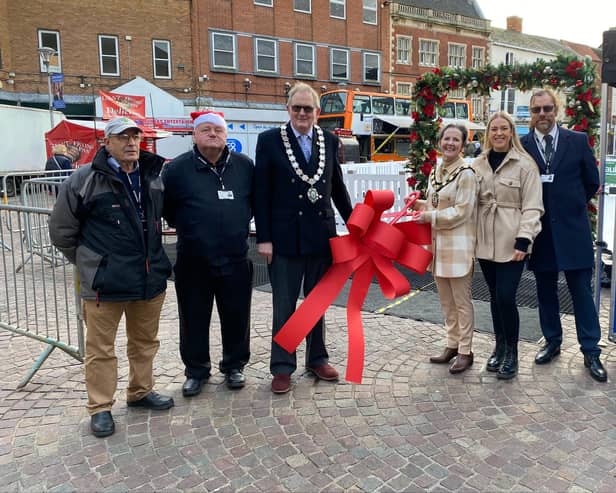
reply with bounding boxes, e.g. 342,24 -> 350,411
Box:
605,156 -> 616,189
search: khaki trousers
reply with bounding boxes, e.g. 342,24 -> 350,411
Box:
83,292 -> 165,415
434,272 -> 474,355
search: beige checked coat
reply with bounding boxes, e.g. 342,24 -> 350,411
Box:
422,157 -> 479,278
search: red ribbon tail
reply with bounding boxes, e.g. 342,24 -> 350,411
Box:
345,262 -> 373,383
274,263 -> 353,353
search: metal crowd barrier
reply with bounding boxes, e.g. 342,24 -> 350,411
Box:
0,203 -> 84,388
1,169 -> 74,204
15,177 -> 70,271
335,170 -> 410,233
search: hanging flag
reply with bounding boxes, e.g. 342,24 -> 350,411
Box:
99,90 -> 146,120
51,73 -> 66,110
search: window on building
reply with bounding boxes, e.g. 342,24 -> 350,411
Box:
211,32 -> 237,70
500,88 -> 515,114
38,30 -> 61,73
472,47 -> 484,69
448,88 -> 465,99
330,0 -> 345,19
254,0 -> 273,5
152,40 -> 171,79
471,96 -> 483,121
255,38 -> 278,74
505,51 -> 515,66
396,82 -> 412,96
363,0 -> 377,24
363,52 -> 380,83
330,48 -> 349,80
295,43 -> 315,77
98,35 -> 119,76
419,39 -> 438,67
397,36 -> 411,65
448,43 -> 466,68
294,0 -> 311,13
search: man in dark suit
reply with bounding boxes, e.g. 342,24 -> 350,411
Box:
521,88 -> 607,382
255,82 -> 353,394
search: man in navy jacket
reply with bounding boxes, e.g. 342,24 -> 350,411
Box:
255,83 -> 353,394
521,88 -> 606,382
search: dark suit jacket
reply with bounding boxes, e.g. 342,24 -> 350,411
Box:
254,123 -> 353,256
521,126 -> 599,272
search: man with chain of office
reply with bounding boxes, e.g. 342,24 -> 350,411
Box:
254,82 -> 353,394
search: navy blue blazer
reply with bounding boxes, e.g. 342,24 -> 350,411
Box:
521,126 -> 599,272
254,123 -> 353,256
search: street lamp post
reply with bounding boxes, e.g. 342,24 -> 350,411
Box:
37,46 -> 57,128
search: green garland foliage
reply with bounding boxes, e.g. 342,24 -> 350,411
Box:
407,53 -> 600,196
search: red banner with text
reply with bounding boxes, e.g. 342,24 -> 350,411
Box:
99,90 -> 146,120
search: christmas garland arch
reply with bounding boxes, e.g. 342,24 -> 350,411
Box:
407,53 -> 601,209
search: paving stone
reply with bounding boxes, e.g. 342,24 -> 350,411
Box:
1,289 -> 616,492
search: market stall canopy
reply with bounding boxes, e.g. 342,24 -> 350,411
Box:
45,120 -> 171,166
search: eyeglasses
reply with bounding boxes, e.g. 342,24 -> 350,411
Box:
291,105 -> 315,114
112,133 -> 141,143
530,105 -> 555,114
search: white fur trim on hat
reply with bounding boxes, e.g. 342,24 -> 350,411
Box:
194,112 -> 226,129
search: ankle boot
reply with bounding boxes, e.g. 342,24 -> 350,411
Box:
486,341 -> 506,372
497,346 -> 518,380
429,347 -> 458,364
449,352 -> 474,374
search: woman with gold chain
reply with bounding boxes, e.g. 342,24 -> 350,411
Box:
411,124 -> 479,374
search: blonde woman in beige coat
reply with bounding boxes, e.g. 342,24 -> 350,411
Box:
473,111 -> 543,380
412,124 -> 478,374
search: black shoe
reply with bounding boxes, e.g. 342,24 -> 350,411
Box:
534,343 -> 560,365
584,354 -> 607,382
182,377 -> 205,397
497,347 -> 518,380
127,391 -> 174,410
91,411 -> 115,438
486,346 -> 506,372
226,369 -> 245,389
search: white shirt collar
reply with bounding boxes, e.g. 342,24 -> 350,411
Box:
534,125 -> 558,143
290,124 -> 312,140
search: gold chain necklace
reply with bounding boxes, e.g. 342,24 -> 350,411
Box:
281,125 -> 326,203
429,163 -> 473,207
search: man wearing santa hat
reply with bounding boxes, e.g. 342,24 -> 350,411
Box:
163,110 -> 254,396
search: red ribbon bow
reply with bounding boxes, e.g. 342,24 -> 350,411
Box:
273,190 -> 433,383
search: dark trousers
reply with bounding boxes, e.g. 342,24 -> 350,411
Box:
534,268 -> 601,356
478,259 -> 525,347
268,254 -> 330,375
174,256 -> 253,379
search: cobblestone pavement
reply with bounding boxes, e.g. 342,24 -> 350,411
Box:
1,286 -> 616,492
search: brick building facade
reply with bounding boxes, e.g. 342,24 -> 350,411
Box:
0,0 -> 391,116
0,0 -> 193,116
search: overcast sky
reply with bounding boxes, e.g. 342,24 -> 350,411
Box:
477,0 -> 614,48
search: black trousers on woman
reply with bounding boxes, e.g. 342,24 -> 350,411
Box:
478,259 -> 525,347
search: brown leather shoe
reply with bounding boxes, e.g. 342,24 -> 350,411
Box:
429,347 -> 458,364
307,363 -> 339,381
271,374 -> 291,394
449,352 -> 474,374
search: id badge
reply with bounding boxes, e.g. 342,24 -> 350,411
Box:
218,190 -> 234,200
540,174 -> 554,183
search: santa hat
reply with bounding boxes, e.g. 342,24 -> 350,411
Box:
191,110 -> 226,129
